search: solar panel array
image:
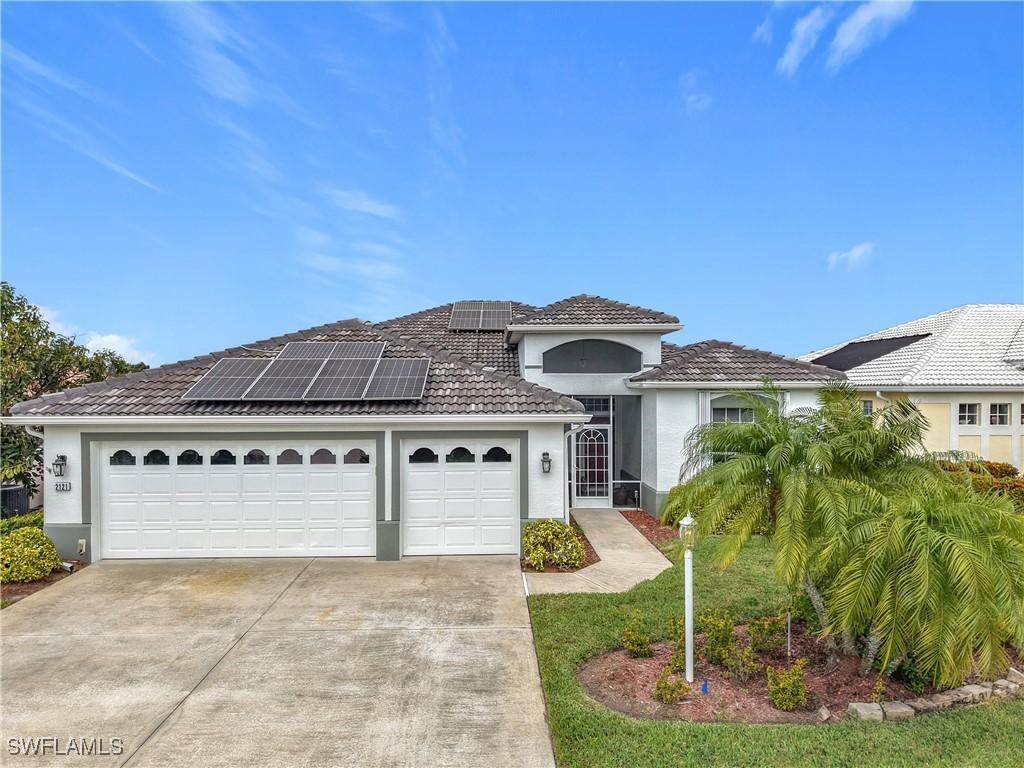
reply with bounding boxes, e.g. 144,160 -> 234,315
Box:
181,341 -> 430,402
448,301 -> 513,331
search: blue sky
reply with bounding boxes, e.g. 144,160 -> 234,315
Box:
2,2 -> 1021,366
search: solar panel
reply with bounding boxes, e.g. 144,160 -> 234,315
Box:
242,358 -> 327,400
448,300 -> 512,331
276,342 -> 339,359
181,358 -> 273,401
329,341 -> 386,359
303,358 -> 379,400
363,358 -> 429,400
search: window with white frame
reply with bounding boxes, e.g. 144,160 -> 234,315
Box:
958,403 -> 979,425
860,400 -> 873,416
989,403 -> 1010,426
712,407 -> 755,423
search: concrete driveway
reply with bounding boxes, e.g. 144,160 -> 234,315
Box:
0,557 -> 554,768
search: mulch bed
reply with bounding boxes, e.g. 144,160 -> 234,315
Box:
578,621 -> 926,724
1,561 -> 86,606
521,516 -> 601,573
621,509 -> 677,548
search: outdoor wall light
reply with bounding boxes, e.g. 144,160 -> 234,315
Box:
541,452 -> 552,473
51,454 -> 68,477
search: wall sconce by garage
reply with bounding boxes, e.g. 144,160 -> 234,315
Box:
50,454 -> 68,477
540,452 -> 552,474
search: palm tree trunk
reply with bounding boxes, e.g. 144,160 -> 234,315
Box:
803,577 -> 840,665
841,630 -> 857,656
859,630 -> 881,677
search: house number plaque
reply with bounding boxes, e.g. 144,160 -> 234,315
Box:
54,481 -> 72,492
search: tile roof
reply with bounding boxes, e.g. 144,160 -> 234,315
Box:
511,294 -> 680,326
9,321 -> 584,418
632,340 -> 844,384
374,301 -> 533,376
801,304 -> 1024,388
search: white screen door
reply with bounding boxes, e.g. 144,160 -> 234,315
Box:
573,427 -> 610,507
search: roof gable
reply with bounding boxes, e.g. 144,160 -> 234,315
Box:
511,294 -> 680,327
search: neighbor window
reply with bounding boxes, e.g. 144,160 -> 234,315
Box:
860,400 -> 873,417
712,407 -> 754,423
990,403 -> 1010,426
958,403 -> 979,426
1021,404 -> 1023,425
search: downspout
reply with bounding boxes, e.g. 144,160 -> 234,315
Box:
24,425 -> 44,440
874,391 -> 891,408
563,423 -> 589,521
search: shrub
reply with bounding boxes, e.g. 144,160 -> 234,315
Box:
725,644 -> 760,682
895,658 -> 928,695
654,666 -> 691,703
748,614 -> 786,653
0,510 -> 44,537
623,610 -> 653,657
939,459 -> 1019,479
1,527 -> 61,583
521,519 -> 584,571
766,658 -> 808,711
871,676 -> 887,703
698,608 -> 736,666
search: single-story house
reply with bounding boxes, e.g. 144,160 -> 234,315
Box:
7,295 -> 842,562
802,304 -> 1024,467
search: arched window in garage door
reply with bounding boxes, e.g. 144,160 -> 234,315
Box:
445,447 -> 475,463
482,446 -> 512,463
409,447 -> 438,463
110,450 -> 136,466
211,449 -> 236,466
343,448 -> 370,465
144,449 -> 169,466
311,448 -> 337,465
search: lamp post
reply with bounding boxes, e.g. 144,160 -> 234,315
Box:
678,515 -> 695,683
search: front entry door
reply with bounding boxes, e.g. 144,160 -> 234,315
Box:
573,427 -> 611,507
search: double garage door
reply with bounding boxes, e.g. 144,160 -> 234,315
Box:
402,439 -> 519,556
101,440 -> 376,558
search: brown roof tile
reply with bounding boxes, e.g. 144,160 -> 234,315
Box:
511,294 -> 680,326
633,340 -> 845,384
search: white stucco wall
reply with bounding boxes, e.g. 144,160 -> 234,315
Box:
518,331 -> 665,396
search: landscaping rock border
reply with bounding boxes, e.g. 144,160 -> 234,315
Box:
847,668 -> 1023,721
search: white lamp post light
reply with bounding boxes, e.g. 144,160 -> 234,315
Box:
678,515 -> 695,683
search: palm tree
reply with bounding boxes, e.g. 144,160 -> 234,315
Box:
661,381 -> 1024,684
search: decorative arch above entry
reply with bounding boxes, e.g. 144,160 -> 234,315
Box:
542,339 -> 642,374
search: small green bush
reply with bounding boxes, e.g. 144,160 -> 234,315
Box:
698,608 -> 736,666
748,614 -> 786,653
895,657 -> 928,695
654,666 -> 691,703
725,644 -> 760,682
1,527 -> 61,583
623,610 -> 653,658
521,518 -> 584,571
766,658 -> 808,711
0,510 -> 44,537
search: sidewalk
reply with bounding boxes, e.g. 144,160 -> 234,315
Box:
525,508 -> 672,594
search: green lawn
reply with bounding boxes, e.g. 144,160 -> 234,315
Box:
528,536 -> 1024,768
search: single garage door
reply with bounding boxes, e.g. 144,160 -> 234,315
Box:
402,439 -> 519,555
101,440 -> 376,558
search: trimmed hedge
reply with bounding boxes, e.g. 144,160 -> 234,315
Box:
938,459 -> 1019,479
1,527 -> 61,583
0,510 -> 44,537
521,518 -> 585,571
941,463 -> 1024,510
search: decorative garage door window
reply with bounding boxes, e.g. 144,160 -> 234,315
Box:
244,449 -> 270,465
144,449 -> 169,466
110,450 -> 136,466
409,447 -> 438,463
211,449 -> 236,465
277,449 -> 302,464
446,447 -> 475,463
177,449 -> 203,465
343,448 -> 370,465
311,448 -> 336,465
482,446 -> 512,462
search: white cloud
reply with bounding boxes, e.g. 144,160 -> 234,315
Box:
827,2 -> 914,73
351,240 -> 401,259
2,43 -> 108,103
827,241 -> 875,270
300,253 -> 404,281
83,333 -> 156,365
39,306 -> 77,337
679,69 -> 712,115
777,6 -> 834,77
322,186 -> 401,220
296,226 -> 333,250
753,16 -> 773,44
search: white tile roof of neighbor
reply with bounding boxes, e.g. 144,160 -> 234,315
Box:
802,304 -> 1024,389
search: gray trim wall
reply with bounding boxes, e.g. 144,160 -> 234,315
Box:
640,482 -> 667,519
389,430 -> 529,559
44,523 -> 92,563
79,431 -> 386,555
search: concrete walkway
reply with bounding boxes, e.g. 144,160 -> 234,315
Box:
526,508 -> 672,595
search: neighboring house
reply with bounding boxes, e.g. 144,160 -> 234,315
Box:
803,304 -> 1024,467
6,295 -> 841,563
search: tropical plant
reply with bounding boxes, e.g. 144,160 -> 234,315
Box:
521,518 -> 585,571
748,615 -> 786,653
1,282 -> 146,493
698,608 -> 736,666
765,658 -> 808,711
660,380 -> 1024,687
1,527 -> 61,583
653,666 -> 691,703
622,610 -> 653,658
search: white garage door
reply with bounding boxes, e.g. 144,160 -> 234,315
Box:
402,439 -> 519,555
100,440 -> 376,558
